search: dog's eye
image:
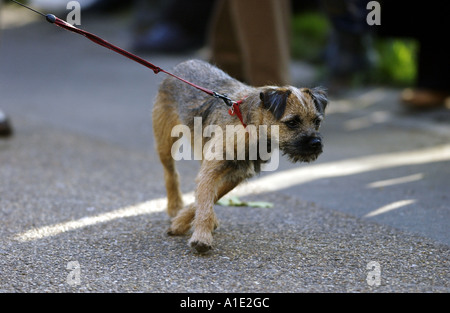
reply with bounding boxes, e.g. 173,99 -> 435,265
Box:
314,118 -> 322,129
285,119 -> 299,129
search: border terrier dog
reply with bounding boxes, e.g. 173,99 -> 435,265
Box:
152,59 -> 327,253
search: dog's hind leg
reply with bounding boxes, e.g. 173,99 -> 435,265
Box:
152,92 -> 184,218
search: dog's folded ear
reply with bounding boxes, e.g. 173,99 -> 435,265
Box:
311,87 -> 328,114
259,89 -> 292,120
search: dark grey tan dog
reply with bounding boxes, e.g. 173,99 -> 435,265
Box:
152,59 -> 327,253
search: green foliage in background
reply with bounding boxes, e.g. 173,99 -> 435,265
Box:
373,39 -> 418,86
291,12 -> 329,63
291,12 -> 418,86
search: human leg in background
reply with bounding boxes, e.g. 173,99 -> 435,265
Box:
209,0 -> 291,86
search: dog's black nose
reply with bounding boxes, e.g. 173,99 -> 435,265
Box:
309,137 -> 322,148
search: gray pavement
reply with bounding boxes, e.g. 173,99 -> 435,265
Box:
0,8 -> 449,293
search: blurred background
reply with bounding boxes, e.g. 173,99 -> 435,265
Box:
2,0 -> 449,102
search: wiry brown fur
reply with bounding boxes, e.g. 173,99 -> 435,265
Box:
152,59 -> 327,253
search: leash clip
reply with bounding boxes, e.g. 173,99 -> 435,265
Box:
213,92 -> 234,107
213,92 -> 246,128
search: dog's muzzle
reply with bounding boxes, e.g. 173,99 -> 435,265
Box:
281,134 -> 323,163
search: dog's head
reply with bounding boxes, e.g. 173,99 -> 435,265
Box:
258,86 -> 328,163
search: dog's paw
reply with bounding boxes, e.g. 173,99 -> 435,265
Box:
167,224 -> 189,236
167,212 -> 193,236
188,230 -> 213,253
167,227 -> 182,236
189,240 -> 212,254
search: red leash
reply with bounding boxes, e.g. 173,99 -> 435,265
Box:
12,1 -> 247,127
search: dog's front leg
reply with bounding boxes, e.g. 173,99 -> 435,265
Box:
169,164 -> 244,242
188,161 -> 221,253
